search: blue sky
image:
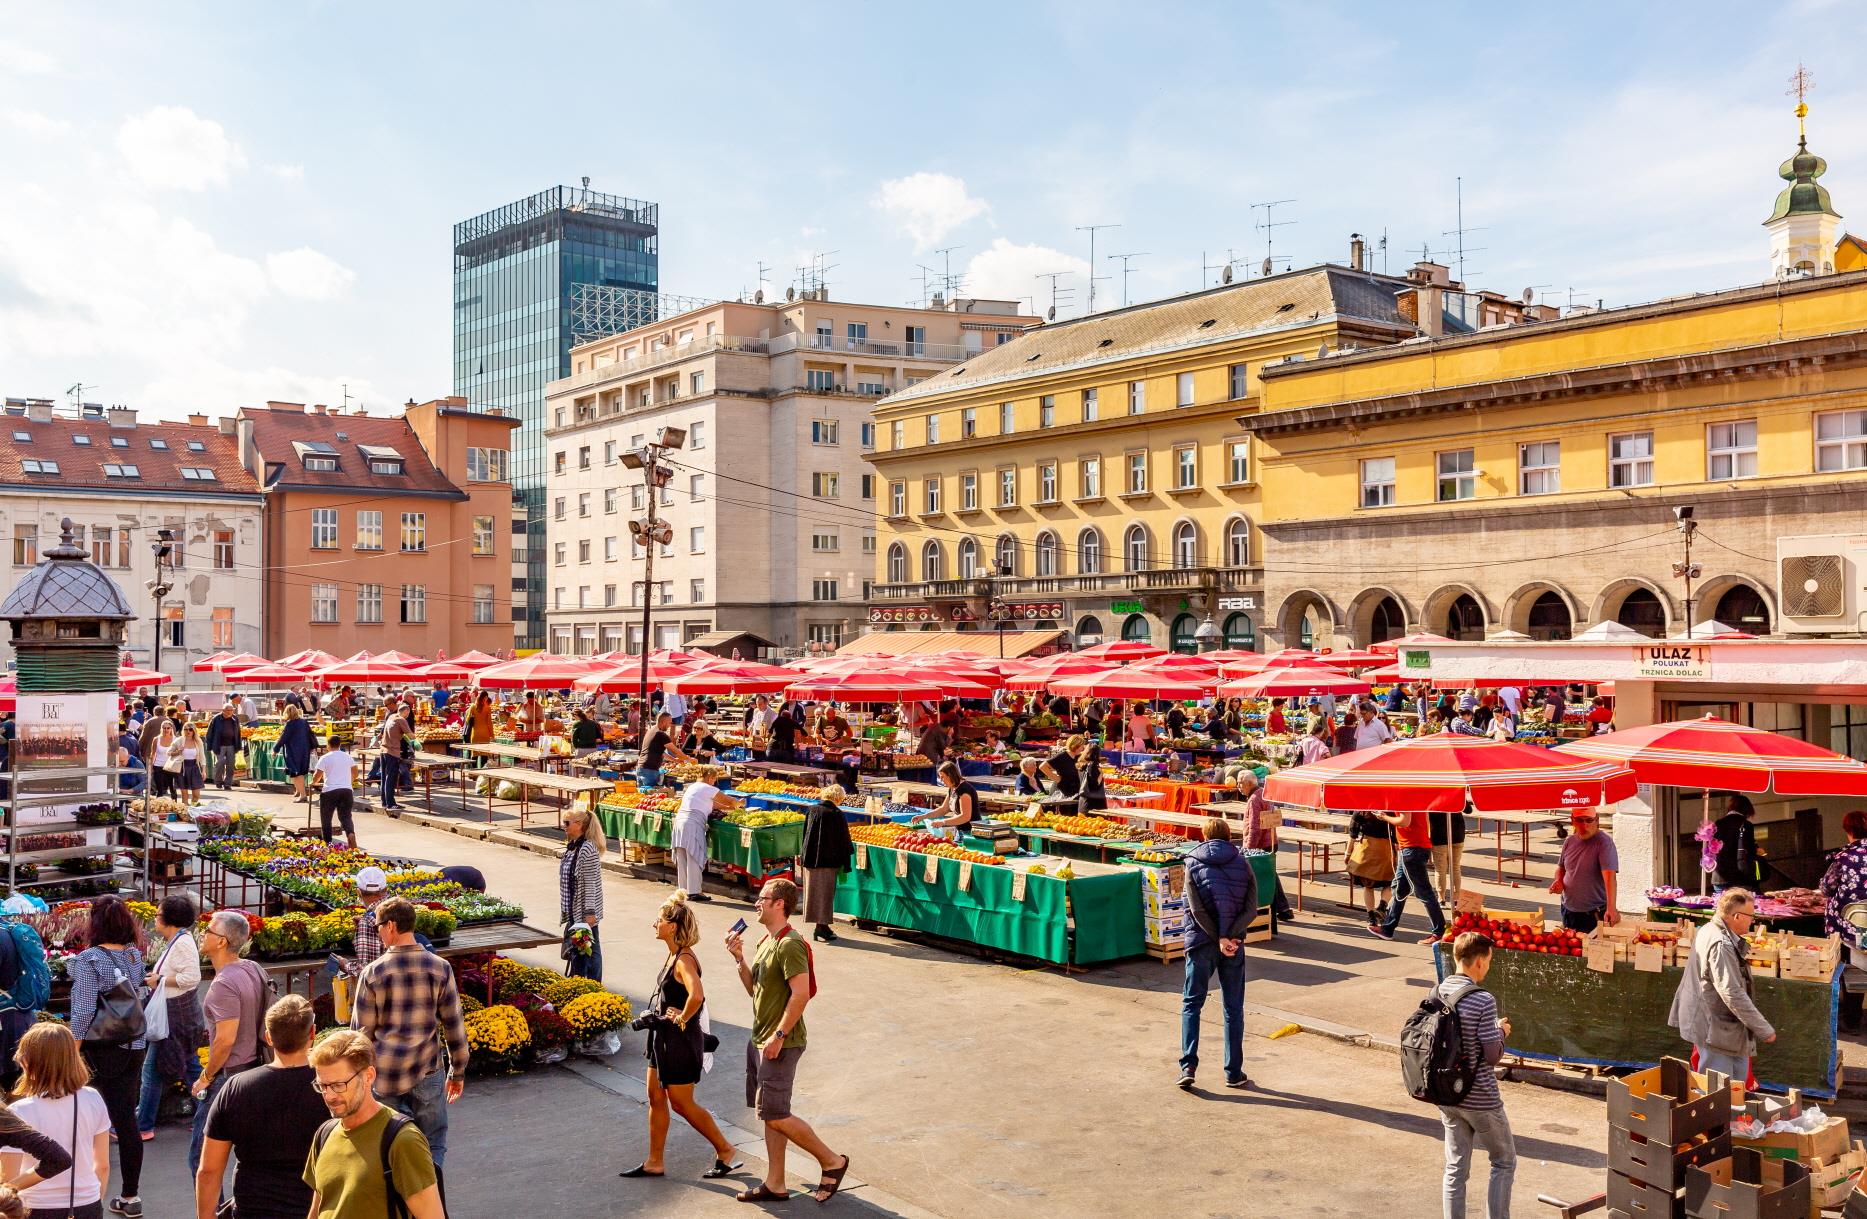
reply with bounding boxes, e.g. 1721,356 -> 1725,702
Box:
0,2 -> 1856,417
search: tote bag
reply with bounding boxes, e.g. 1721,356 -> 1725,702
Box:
141,938 -> 179,1042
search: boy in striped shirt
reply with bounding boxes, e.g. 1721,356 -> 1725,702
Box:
1438,932 -> 1516,1218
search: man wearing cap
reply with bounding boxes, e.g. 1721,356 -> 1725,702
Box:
352,867 -> 390,970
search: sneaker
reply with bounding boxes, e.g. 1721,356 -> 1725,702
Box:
1176,1069 -> 1195,1091
1419,935 -> 1446,947
109,1199 -> 142,1217
1365,922 -> 1395,941
1224,1075 -> 1251,1090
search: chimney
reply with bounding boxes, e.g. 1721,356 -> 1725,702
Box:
265,400 -> 306,413
312,403 -> 327,415
23,401 -> 53,423
187,413 -> 207,426
1349,233 -> 1366,273
105,407 -> 136,428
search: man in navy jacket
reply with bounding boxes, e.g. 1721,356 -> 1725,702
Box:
1180,818 -> 1259,1090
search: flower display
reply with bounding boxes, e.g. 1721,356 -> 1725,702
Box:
490,960 -> 559,1002
523,1006 -> 574,1054
464,1004 -> 531,1074
559,991 -> 633,1038
565,925 -> 596,958
538,977 -> 604,1009
460,993 -> 484,1015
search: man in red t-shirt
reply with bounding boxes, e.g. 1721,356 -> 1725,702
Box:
1366,806 -> 1446,946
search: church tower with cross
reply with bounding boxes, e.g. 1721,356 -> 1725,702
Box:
1766,64 -> 1846,279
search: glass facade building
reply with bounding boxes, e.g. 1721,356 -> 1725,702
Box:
453,186 -> 658,645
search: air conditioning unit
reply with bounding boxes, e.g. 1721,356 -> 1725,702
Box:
1776,534 -> 1867,634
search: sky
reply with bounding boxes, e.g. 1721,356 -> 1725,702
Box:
0,2 -> 1859,419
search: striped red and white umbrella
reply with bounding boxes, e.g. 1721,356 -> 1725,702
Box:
573,659 -> 703,691
1315,649 -> 1389,668
1005,655 -> 1121,690
1266,732 -> 1638,813
371,649 -> 429,667
661,664 -> 796,696
1556,714 -> 1867,796
116,666 -> 173,688
224,663 -> 314,685
191,651 -> 235,673
415,662 -> 477,682
473,654 -> 605,689
783,670 -> 948,704
1216,668 -> 1371,699
446,650 -> 505,668
1048,668 -> 1212,700
1074,640 -> 1167,662
341,650 -> 376,663
204,651 -> 270,673
276,649 -> 342,671
311,659 -> 422,685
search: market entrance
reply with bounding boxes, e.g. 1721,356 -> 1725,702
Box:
1222,612 -> 1255,650
1170,613 -> 1197,654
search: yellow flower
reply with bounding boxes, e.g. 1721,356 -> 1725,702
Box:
539,977 -> 603,1009
559,991 -> 632,1037
465,1004 -> 531,1067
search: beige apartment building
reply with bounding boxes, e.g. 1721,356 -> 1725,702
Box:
541,294 -> 1035,654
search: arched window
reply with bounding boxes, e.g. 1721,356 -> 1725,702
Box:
1076,614 -> 1104,638
1124,524 -> 1149,572
1035,531 -> 1059,576
1444,593 -> 1485,641
1616,588 -> 1665,638
1298,612 -> 1316,649
1527,591 -> 1572,641
1121,613 -> 1151,642
1369,596 -> 1404,644
994,535 -> 1018,578
1712,584 -> 1771,633
1222,613 -> 1255,650
957,536 -> 978,579
1078,528 -> 1103,575
1225,518 -> 1250,567
1170,613 -> 1198,654
1172,521 -> 1199,569
921,541 -> 944,582
886,543 -> 907,584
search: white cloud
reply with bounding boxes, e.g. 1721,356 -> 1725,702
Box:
0,109 -> 69,137
965,239 -> 1090,316
267,163 -> 305,183
116,105 -> 245,190
0,40 -> 55,75
873,172 -> 987,249
266,247 -> 355,300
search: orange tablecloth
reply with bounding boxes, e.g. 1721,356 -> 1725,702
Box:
1108,779 -> 1232,816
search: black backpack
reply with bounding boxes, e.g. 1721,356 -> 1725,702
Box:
314,1111 -> 418,1219
1400,977 -> 1481,1105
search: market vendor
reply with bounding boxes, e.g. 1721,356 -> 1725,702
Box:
1014,756 -> 1044,795
520,691 -> 544,734
1124,703 -> 1153,753
569,707 -> 604,757
1041,735 -> 1084,800
818,706 -> 852,750
673,764 -> 738,898
1820,810 -> 1867,1031
1264,699 -> 1287,736
681,714 -> 727,761
1166,702 -> 1190,738
918,761 -> 981,840
1711,793 -> 1762,890
1585,695 -> 1614,733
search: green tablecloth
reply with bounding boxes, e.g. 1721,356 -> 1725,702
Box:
245,740 -> 286,782
1432,943 -> 1838,1095
835,843 -> 1144,965
596,805 -> 803,878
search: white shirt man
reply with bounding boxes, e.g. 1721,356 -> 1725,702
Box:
1353,707 -> 1394,751
1498,686 -> 1522,717
238,694 -> 259,724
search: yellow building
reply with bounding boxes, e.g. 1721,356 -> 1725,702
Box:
864,262 -> 1445,650
1244,267 -> 1867,647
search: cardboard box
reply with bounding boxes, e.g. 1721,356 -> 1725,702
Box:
1609,1058 -> 1731,1147
1135,864 -> 1185,899
1608,1125 -> 1732,1191
1484,908 -> 1540,924
1802,1144 -> 1865,1212
1142,891 -> 1188,919
1685,1148 -> 1811,1219
1608,1168 -> 1689,1218
1732,1114 -> 1851,1164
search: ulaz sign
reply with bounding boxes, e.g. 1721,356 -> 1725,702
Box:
1632,644 -> 1710,680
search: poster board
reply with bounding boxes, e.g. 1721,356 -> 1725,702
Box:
15,691 -> 113,825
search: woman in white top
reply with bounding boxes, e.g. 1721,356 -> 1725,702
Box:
1125,703 -> 1154,753
150,721 -> 180,802
136,895 -> 206,1139
671,766 -> 740,901
5,1023 -> 112,1218
1488,710 -> 1517,742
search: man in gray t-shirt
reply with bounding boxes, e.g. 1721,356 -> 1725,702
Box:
1551,810 -> 1619,932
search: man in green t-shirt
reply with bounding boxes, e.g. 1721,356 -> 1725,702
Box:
302,1029 -> 444,1219
727,877 -> 851,1205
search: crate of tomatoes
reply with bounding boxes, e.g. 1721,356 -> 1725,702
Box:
1442,911 -> 1586,957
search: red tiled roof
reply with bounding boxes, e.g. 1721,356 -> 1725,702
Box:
0,415 -> 260,495
241,405 -> 462,498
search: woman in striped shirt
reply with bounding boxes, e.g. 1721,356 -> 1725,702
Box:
561,808 -> 607,980
67,896 -> 150,1216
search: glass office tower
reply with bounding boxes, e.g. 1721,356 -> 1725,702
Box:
453,185 -> 659,647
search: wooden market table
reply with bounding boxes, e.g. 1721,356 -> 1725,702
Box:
1108,806 -> 1215,834
1115,779 -> 1234,815
408,752 -> 472,810
259,919 -> 559,998
732,760 -> 840,786
1464,810 -> 1569,883
475,767 -> 614,830
461,742 -> 555,772
1274,825 -> 1353,913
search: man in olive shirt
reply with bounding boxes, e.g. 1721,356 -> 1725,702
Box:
726,878 -> 849,1205
303,1030 -> 443,1219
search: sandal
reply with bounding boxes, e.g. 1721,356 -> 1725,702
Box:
619,1165 -> 665,1178
735,1183 -> 790,1203
812,1155 -> 851,1204
703,1158 -> 744,1179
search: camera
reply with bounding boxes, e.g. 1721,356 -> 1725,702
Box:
629,1012 -> 667,1033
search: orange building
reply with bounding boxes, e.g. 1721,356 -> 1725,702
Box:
237,397 -> 519,658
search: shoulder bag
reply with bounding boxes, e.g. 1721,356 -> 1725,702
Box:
141,936 -> 179,1042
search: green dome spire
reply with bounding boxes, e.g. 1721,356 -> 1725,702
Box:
1766,102 -> 1840,224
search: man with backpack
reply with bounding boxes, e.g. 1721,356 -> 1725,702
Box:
1179,817 -> 1259,1091
1402,931 -> 1516,1218
0,906 -> 51,1090
302,1028 -> 444,1219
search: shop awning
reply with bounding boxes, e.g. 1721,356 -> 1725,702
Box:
685,630 -> 775,654
837,629 -> 1066,658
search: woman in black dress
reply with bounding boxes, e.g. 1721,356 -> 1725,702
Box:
620,891 -> 739,1182
1080,743 -> 1109,811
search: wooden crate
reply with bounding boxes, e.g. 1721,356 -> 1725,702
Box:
1775,933 -> 1841,983
1144,941 -> 1186,965
622,842 -> 669,865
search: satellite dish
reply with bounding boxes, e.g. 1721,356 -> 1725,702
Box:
1261,256 -> 1273,277
1046,305 -> 1056,321
754,288 -> 764,304
1221,265 -> 1234,284
1521,287 -> 1535,304
785,286 -> 796,302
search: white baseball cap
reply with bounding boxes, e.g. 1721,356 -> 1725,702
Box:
354,866 -> 388,892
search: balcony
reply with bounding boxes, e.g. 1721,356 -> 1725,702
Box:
549,334 -> 771,398
872,566 -> 1260,601
771,334 -> 973,363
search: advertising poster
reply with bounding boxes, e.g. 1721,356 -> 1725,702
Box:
15,692 -> 113,825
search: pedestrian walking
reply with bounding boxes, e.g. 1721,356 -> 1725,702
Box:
205,703 -> 241,791
1435,932 -> 1517,1219
278,705 -> 314,803
67,895 -> 148,1216
559,807 -> 606,980
377,703 -> 410,812
349,897 -> 468,1198
9,1024 -> 106,1219
724,878 -> 849,1205
176,722 -> 206,805
301,1030 -> 443,1219
1668,887 -> 1775,1081
800,785 -> 855,943
1367,807 -> 1447,945
1179,818 -> 1259,1091
1549,809 -> 1619,931
135,896 -> 205,1140
466,692 -> 495,745
313,742 -> 360,849
1431,805 -> 1469,909
196,995 -> 331,1219
148,719 -> 179,801
672,765 -> 736,901
191,909 -> 270,1185
620,891 -> 740,1183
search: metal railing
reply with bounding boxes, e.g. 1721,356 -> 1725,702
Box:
873,566 -> 1260,600
771,334 -> 974,362
550,334 -> 771,396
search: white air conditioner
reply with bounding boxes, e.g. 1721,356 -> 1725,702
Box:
1776,534 -> 1867,634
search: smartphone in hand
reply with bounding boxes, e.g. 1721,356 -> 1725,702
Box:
729,918 -> 748,936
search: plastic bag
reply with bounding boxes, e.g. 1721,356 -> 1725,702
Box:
534,1044 -> 568,1065
575,1030 -> 622,1058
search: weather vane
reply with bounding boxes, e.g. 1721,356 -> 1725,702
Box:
1787,62 -> 1815,140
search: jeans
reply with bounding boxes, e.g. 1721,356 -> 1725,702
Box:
383,1068 -> 450,1167
380,754 -> 404,809
1381,846 -> 1446,937
1439,1104 -> 1516,1219
1179,941 -> 1246,1080
188,1066 -> 231,1179
567,922 -> 603,981
1695,1044 -> 1748,1083
636,766 -> 662,790
1560,907 -> 1602,933
82,1042 -> 145,1195
136,1032 -> 200,1132
211,744 -> 237,788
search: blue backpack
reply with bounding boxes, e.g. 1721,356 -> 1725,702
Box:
0,922 -> 52,1015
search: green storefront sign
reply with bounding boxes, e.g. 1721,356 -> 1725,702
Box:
1402,648 -> 1432,670
1110,599 -> 1144,614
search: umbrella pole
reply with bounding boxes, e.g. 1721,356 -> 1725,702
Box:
1700,789 -> 1711,896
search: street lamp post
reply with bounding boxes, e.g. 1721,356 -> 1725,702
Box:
1673,506 -> 1701,638
146,528 -> 175,676
622,427 -> 686,721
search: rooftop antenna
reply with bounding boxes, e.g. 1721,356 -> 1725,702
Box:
1440,176 -> 1488,284
913,264 -> 936,308
932,245 -> 964,303
1107,251 -> 1149,307
1035,271 -> 1075,323
580,175 -> 590,190
755,260 -> 770,303
65,383 -> 96,412
1251,199 -> 1296,277
1379,227 -> 1390,275
341,383 -> 353,412
1524,284 -> 1553,308
1075,224 -> 1118,313
1201,250 -> 1237,289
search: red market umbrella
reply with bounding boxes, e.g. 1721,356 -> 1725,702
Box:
1217,668 -> 1372,699
116,666 -> 172,688
447,650 -> 505,668
573,660 -> 698,691
662,665 -> 796,696
783,671 -> 947,703
1370,632 -> 1455,653
371,649 -> 428,667
342,650 -> 376,663
1075,640 -> 1167,662
1555,714 -> 1867,796
206,651 -> 270,673
224,663 -> 314,685
1316,649 -> 1389,668
1048,668 -> 1212,700
276,649 -> 342,671
1430,677 -> 1598,690
1265,731 -> 1637,814
473,654 -> 605,689
1129,653 -> 1223,671
415,662 -> 476,682
192,651 -> 235,673
1005,656 -> 1116,690
311,659 -> 422,685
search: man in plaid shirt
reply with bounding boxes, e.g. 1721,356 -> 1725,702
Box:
352,896 -> 468,1200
